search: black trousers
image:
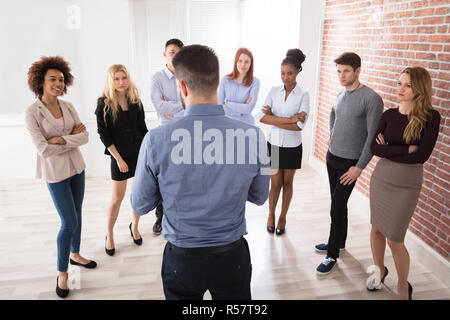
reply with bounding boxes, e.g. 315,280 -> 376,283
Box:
161,237 -> 252,300
156,203 -> 163,219
326,151 -> 358,259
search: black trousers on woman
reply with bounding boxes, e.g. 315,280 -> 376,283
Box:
326,151 -> 358,260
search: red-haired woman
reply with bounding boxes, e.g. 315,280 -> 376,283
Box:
25,56 -> 97,298
367,67 -> 441,300
218,47 -> 260,125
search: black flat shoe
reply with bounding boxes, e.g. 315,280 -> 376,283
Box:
69,258 -> 97,269
275,228 -> 285,236
129,223 -> 143,245
105,236 -> 115,256
408,282 -> 413,300
56,276 -> 69,298
267,226 -> 275,233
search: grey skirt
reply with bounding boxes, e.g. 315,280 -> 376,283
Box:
370,158 -> 423,242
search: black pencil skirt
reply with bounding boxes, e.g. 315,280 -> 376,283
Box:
267,142 -> 303,170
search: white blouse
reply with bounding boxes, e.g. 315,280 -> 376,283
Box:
258,84 -> 310,147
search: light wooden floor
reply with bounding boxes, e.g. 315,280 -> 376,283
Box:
0,164 -> 448,300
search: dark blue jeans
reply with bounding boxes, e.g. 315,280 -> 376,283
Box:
161,237 -> 252,300
326,151 -> 358,259
46,171 -> 85,272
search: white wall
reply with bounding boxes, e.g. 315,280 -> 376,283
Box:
298,0 -> 326,161
0,0 -> 326,180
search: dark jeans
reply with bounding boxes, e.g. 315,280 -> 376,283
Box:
161,237 -> 252,300
326,151 -> 358,259
46,171 -> 85,272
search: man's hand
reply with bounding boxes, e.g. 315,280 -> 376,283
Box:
71,123 -> 86,135
245,97 -> 252,104
47,137 -> 66,145
160,97 -> 166,101
340,166 -> 362,186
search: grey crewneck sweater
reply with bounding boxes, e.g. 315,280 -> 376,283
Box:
329,85 -> 383,169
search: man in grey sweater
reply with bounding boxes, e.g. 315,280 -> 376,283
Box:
315,52 -> 383,275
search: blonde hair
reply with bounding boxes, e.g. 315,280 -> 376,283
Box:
101,64 -> 141,125
401,67 -> 434,144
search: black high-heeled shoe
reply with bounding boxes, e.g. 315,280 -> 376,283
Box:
408,282 -> 413,300
267,226 -> 275,233
105,236 -> 115,256
129,222 -> 143,246
56,276 -> 69,298
275,228 -> 285,236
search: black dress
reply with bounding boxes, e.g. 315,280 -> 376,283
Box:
95,97 -> 148,181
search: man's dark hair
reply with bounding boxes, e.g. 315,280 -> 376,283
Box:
165,38 -> 184,50
334,52 -> 361,71
172,44 -> 219,96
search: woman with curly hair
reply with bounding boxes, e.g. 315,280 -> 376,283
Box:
25,56 -> 97,298
95,64 -> 148,256
367,67 -> 441,300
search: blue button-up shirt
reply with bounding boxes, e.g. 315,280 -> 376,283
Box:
218,76 -> 260,125
150,65 -> 184,126
131,104 -> 270,248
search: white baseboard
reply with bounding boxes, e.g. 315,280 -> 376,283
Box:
307,155 -> 450,287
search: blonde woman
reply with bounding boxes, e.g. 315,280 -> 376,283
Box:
367,67 -> 441,300
95,64 -> 148,256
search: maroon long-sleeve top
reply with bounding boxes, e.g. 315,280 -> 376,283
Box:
370,108 -> 441,164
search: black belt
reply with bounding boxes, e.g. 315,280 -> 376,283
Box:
168,237 -> 243,255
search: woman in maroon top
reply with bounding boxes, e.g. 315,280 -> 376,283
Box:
367,67 -> 441,300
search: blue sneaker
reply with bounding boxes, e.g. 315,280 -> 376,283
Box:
316,256 -> 337,275
314,243 -> 345,253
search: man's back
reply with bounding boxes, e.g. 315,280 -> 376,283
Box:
131,104 -> 269,248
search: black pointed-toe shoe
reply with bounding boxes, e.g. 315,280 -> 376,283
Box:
69,258 -> 97,269
105,236 -> 115,256
56,276 -> 69,298
267,226 -> 275,233
275,228 -> 285,236
129,222 -> 143,245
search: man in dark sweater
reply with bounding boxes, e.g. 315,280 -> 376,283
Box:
315,52 -> 383,275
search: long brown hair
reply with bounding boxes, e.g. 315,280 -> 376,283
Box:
400,67 -> 434,144
226,47 -> 254,87
100,64 -> 141,125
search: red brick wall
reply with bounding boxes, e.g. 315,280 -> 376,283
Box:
314,0 -> 449,258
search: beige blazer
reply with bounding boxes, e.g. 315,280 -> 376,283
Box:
25,99 -> 89,182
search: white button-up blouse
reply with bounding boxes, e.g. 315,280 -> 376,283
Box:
258,84 -> 310,147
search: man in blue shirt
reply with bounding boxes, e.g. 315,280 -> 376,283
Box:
149,38 -> 184,235
132,44 -> 270,300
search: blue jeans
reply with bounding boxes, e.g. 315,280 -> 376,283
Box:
47,171 -> 85,272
